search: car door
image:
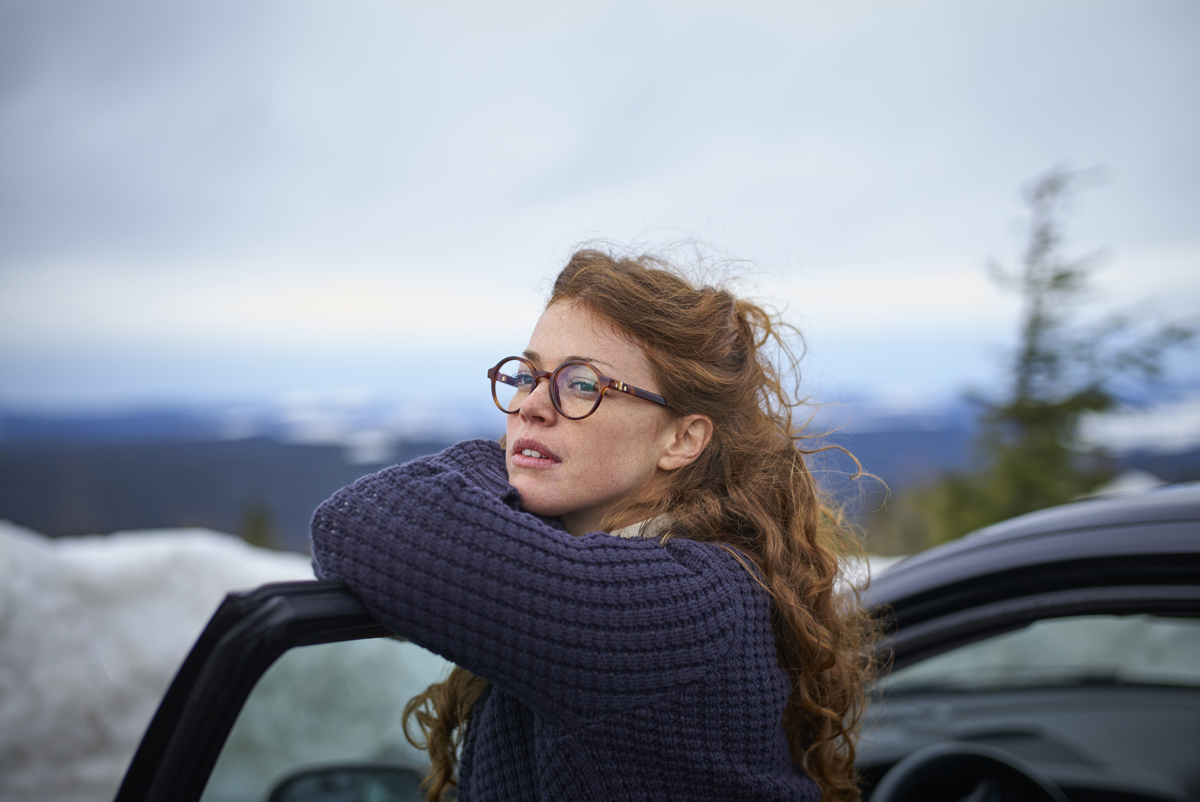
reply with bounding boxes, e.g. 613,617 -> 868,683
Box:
114,579 -> 446,802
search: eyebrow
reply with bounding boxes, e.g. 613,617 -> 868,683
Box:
522,350 -> 617,370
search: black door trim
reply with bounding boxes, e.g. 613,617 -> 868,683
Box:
114,579 -> 392,802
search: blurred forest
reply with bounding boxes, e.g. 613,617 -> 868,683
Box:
864,168 -> 1195,555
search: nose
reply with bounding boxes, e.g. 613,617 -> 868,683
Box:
519,374 -> 557,423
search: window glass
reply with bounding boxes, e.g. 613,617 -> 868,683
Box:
199,638 -> 451,802
884,615 -> 1200,693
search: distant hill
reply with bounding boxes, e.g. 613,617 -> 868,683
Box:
2,406 -> 1196,550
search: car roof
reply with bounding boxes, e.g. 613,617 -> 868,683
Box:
864,482 -> 1200,612
962,481 -> 1200,542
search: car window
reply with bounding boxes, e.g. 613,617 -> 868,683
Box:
198,638 -> 451,802
883,614 -> 1200,693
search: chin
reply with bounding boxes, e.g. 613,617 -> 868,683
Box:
512,486 -> 568,520
507,477 -> 547,511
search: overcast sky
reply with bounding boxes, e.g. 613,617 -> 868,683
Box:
1,0 -> 1197,415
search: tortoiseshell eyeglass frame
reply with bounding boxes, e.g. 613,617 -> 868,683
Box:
487,356 -> 671,421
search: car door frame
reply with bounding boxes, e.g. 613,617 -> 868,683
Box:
865,512 -> 1200,670
114,579 -> 392,802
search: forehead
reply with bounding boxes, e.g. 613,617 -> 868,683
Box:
526,301 -> 653,381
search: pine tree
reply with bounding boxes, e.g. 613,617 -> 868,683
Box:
876,167 -> 1192,549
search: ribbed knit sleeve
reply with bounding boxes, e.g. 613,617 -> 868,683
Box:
310,439 -> 743,724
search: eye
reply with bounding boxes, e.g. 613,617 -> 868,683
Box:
557,364 -> 602,399
569,377 -> 598,394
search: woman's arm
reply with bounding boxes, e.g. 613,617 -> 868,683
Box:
310,439 -> 742,723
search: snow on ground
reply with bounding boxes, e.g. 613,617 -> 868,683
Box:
0,522 -> 313,802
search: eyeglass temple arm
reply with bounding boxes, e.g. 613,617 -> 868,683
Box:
609,380 -> 669,407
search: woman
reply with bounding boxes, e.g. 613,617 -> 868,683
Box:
310,249 -> 870,801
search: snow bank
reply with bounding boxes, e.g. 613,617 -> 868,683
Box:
0,522 -> 313,802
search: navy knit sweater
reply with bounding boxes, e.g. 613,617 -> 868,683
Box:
310,439 -> 820,801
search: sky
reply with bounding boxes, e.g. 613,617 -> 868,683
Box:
1,0 -> 1198,420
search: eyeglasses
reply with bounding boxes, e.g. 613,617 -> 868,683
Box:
487,356 -> 670,421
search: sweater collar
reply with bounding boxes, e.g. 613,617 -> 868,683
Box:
609,515 -> 672,540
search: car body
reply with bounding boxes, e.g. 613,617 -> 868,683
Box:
858,482 -> 1200,801
115,483 -> 1200,802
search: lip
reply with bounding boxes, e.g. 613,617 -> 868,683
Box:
510,437 -> 562,468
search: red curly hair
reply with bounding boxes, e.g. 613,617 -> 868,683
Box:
405,248 -> 873,801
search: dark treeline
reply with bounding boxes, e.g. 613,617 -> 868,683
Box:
0,438 -> 451,552
3,429 -> 1195,555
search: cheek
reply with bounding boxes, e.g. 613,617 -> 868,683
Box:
592,416 -> 663,475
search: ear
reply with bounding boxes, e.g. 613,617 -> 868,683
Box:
657,414 -> 714,471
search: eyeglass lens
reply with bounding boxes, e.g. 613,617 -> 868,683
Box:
492,358 -> 603,419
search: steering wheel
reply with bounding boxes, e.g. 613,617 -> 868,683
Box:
869,742 -> 1069,802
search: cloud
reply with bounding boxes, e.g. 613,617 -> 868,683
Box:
0,256 -> 541,350
1,0 -> 1197,408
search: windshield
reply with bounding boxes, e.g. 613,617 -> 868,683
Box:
883,614 -> 1200,693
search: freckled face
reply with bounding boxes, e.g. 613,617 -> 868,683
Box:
505,301 -> 674,536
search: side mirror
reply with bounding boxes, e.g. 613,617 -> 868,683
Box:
267,763 -> 426,802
